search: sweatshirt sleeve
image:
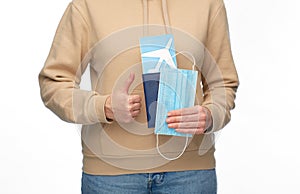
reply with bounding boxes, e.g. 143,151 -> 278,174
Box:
38,2 -> 111,124
201,0 -> 239,133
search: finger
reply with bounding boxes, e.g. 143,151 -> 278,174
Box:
167,106 -> 201,117
175,128 -> 205,135
122,72 -> 135,94
129,103 -> 141,111
168,121 -> 206,129
131,109 -> 140,117
166,114 -> 206,123
129,95 -> 141,103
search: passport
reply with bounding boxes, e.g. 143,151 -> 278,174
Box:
142,73 -> 160,128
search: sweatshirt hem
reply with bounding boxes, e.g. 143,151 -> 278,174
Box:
82,149 -> 215,175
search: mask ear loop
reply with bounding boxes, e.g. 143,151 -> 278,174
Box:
156,133 -> 189,161
175,50 -> 196,71
156,51 -> 196,161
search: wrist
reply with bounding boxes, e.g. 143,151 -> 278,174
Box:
104,95 -> 114,121
203,106 -> 213,133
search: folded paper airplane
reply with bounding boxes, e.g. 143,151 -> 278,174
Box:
140,34 -> 177,73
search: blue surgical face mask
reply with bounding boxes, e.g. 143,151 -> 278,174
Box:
154,51 -> 198,160
155,68 -> 198,137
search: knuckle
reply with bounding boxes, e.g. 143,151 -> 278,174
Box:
202,113 -> 207,120
134,95 -> 141,100
137,95 -> 141,101
128,105 -> 134,111
198,113 -> 202,121
169,117 -> 175,123
197,122 -> 202,128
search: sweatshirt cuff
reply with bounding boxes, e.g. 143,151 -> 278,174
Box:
92,94 -> 113,124
202,104 -> 224,134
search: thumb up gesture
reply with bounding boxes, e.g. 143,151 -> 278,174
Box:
104,73 -> 142,123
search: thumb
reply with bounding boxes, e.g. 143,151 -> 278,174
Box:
122,72 -> 135,94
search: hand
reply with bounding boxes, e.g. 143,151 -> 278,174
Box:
104,72 -> 141,123
166,105 -> 212,135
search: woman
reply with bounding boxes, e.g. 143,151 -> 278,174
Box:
39,0 -> 239,193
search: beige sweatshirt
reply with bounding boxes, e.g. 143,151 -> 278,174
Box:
39,0 -> 239,175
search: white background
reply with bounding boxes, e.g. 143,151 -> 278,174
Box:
0,0 -> 299,193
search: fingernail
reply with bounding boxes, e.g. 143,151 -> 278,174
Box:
168,124 -> 174,128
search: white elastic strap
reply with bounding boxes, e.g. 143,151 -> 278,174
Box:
155,50 -> 196,161
174,51 -> 196,70
156,133 -> 189,161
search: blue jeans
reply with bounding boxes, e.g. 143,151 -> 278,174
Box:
81,169 -> 217,194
